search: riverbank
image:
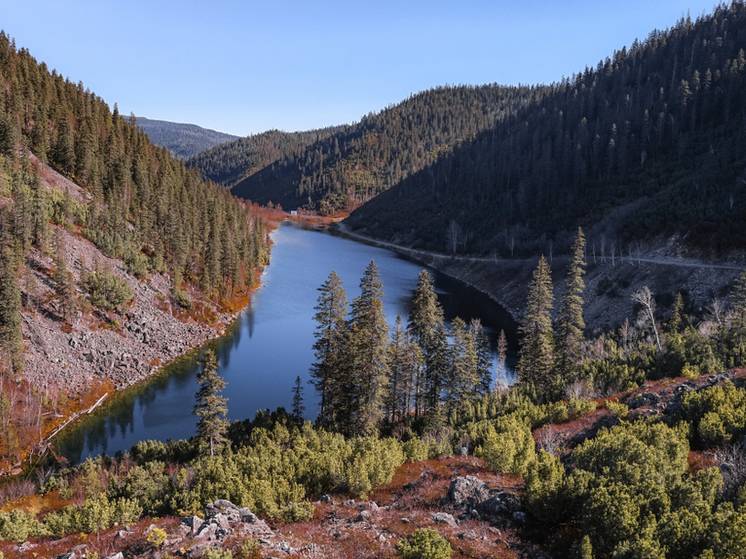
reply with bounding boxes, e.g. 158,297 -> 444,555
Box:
333,223 -> 743,333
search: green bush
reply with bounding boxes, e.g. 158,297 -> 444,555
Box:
472,415 -> 536,475
0,509 -> 48,542
397,528 -> 452,559
681,381 -> 746,446
82,267 -> 133,312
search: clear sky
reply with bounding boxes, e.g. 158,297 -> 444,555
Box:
0,0 -> 722,136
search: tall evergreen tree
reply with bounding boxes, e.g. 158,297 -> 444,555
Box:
446,317 -> 479,408
470,318 -> 493,395
496,329 -> 508,386
194,349 -> 228,457
668,292 -> 685,335
556,227 -> 586,385
386,315 -> 422,423
347,260 -> 389,436
518,256 -> 556,400
291,375 -> 305,422
53,229 -> 76,323
408,270 -> 447,414
310,271 -> 348,429
0,212 -> 23,375
731,271 -> 746,327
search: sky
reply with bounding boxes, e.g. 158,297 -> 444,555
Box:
0,0 -> 722,136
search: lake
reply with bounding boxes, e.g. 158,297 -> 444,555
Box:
56,222 -> 517,463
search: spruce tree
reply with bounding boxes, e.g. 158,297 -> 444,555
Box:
556,227 -> 586,385
0,215 -> 23,375
386,315 -> 422,423
291,375 -> 304,422
447,317 -> 479,408
518,255 -> 556,400
470,318 -> 493,395
310,271 -> 348,429
347,260 -> 389,436
53,229 -> 76,323
496,329 -> 508,385
731,271 -> 746,328
668,292 -> 684,335
408,270 -> 446,414
194,349 -> 228,457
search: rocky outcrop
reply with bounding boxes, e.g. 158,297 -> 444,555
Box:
447,475 -> 523,525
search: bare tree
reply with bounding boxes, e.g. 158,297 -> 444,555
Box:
707,297 -> 725,329
632,286 -> 661,350
715,442 -> 746,499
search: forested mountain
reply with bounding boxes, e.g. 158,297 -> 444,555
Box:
232,85 -> 545,213
347,4 -> 746,257
0,31 -> 269,322
134,116 -> 238,159
188,126 -> 344,187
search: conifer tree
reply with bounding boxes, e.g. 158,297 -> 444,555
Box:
447,317 -> 479,408
408,270 -> 447,414
347,260 -> 389,436
29,169 -> 48,251
310,271 -> 348,429
668,292 -> 684,335
386,315 -> 422,423
496,329 -> 508,386
556,227 -> 586,385
53,229 -> 76,323
731,271 -> 746,328
291,375 -> 304,422
0,214 -> 23,375
194,349 -> 228,457
470,318 -> 493,395
518,256 -> 556,400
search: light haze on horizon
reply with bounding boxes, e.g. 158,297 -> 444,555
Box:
0,0 -> 721,136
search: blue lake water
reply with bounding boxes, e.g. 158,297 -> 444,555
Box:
56,222 -> 516,463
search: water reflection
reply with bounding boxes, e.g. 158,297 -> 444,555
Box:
56,223 -> 517,463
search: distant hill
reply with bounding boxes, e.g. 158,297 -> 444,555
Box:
135,116 -> 238,159
347,5 -> 746,257
188,126 -> 345,188
231,85 -> 544,213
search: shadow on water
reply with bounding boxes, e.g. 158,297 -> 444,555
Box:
55,222 -> 518,464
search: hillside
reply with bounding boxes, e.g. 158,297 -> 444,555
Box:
346,5 -> 746,259
0,32 -> 270,471
232,85 -> 546,213
188,126 -> 345,187
135,116 -> 238,159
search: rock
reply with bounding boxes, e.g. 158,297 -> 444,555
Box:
431,511 -> 458,528
448,476 -> 490,508
213,512 -> 232,532
17,541 -> 35,552
195,522 -> 219,541
240,507 -> 259,523
182,515 -> 204,536
627,391 -> 661,409
105,553 -> 125,559
355,509 -> 372,522
320,494 -> 331,503
279,541 -> 294,553
116,528 -> 131,539
512,511 -> 527,523
477,492 -> 522,520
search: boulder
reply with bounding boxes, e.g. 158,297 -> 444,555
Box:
448,476 -> 490,508
182,514 -> 204,536
476,492 -> 522,520
431,511 -> 458,528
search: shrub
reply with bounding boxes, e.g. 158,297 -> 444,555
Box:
681,381 -> 746,447
606,400 -> 629,419
397,528 -> 453,559
474,415 -> 536,475
146,526 -> 168,549
82,267 -> 133,312
0,509 -> 48,542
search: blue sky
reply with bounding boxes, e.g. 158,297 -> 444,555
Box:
0,1 -> 721,136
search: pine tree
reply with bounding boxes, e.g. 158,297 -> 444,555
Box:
496,329 -> 508,386
470,318 -> 492,395
291,375 -> 304,422
518,256 -> 556,400
347,260 -> 389,436
408,270 -> 446,414
447,317 -> 479,408
668,292 -> 684,335
29,169 -> 48,251
0,213 -> 23,375
731,271 -> 746,327
556,227 -> 586,385
53,229 -> 76,323
194,349 -> 228,457
386,315 -> 422,423
310,271 -> 348,429
579,535 -> 594,559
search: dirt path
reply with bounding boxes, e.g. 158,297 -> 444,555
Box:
335,224 -> 746,271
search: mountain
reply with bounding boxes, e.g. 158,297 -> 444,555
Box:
188,126 -> 345,187
346,5 -> 746,258
135,116 -> 238,159
231,85 -> 545,213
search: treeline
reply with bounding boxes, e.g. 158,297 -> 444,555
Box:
188,126 -> 346,187
310,264 -> 506,436
348,2 -> 746,256
0,31 -> 270,373
232,85 -> 545,213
